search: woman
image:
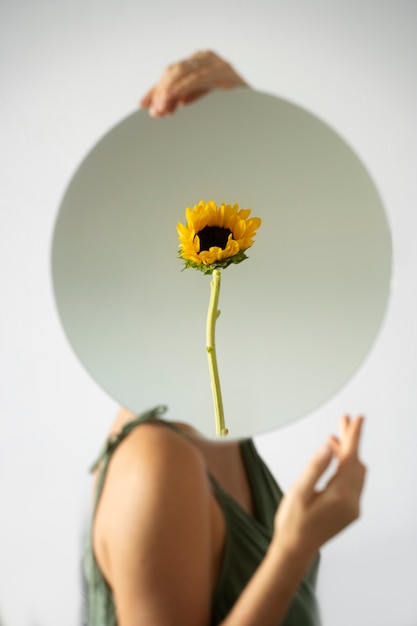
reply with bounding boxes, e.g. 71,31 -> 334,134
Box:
84,52 -> 366,626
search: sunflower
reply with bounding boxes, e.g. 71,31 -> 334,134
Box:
177,200 -> 261,274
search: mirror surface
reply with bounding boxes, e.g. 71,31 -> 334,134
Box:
52,89 -> 392,438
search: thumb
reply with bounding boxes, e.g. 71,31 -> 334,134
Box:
294,444 -> 334,498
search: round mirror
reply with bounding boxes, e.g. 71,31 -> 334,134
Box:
51,89 -> 392,438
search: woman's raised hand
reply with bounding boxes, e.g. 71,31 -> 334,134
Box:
274,415 -> 367,560
140,50 -> 248,117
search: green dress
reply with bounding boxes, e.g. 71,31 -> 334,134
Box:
84,407 -> 321,625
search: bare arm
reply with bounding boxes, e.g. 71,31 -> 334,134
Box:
221,416 -> 366,626
94,415 -> 365,626
94,424 -> 214,626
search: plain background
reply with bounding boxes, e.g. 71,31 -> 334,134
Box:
1,1 -> 416,625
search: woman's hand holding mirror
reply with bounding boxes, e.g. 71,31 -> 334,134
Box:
140,50 -> 248,117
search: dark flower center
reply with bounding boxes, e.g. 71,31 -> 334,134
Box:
197,226 -> 233,251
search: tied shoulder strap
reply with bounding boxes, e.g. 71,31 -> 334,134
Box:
90,405 -> 168,515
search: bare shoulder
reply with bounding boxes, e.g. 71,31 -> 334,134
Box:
93,422 -> 214,626
94,422 -> 210,546
106,420 -> 207,482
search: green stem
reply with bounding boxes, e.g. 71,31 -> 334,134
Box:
206,269 -> 228,437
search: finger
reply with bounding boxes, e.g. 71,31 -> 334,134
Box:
295,444 -> 334,499
345,416 -> 365,457
139,87 -> 155,109
148,89 -> 175,117
160,56 -> 202,91
148,68 -> 195,116
150,76 -> 209,116
327,435 -> 341,456
141,60 -> 188,115
338,415 -> 355,457
339,414 -> 351,438
179,88 -> 210,105
167,68 -> 211,97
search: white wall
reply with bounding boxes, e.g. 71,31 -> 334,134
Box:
1,1 -> 416,625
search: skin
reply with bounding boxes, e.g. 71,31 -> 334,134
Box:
140,50 -> 249,117
93,410 -> 366,626
92,53 -> 367,625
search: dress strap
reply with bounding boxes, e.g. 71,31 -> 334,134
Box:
90,405 -> 167,515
